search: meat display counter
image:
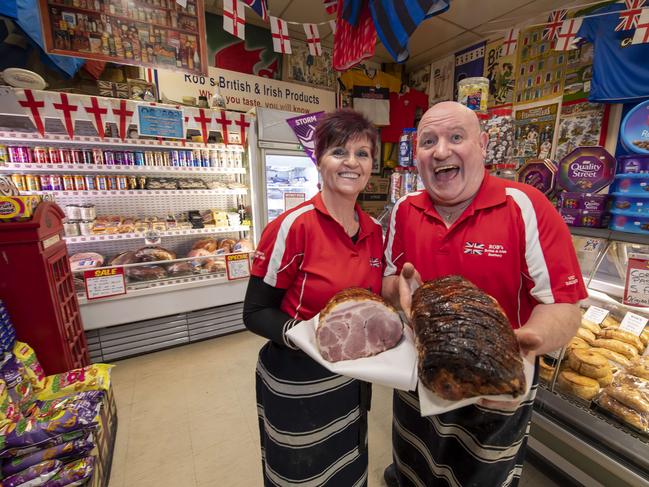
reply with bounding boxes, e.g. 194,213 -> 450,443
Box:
528,227 -> 649,487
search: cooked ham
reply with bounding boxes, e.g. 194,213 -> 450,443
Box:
316,288 -> 403,362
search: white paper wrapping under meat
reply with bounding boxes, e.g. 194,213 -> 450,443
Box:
286,314 -> 419,391
417,355 -> 536,417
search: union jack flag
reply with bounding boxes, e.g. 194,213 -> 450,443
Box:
369,257 -> 381,268
616,0 -> 647,31
241,0 -> 268,20
543,9 -> 567,42
464,242 -> 485,255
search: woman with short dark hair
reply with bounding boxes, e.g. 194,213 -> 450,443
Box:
243,109 -> 382,486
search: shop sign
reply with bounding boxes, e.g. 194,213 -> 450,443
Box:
84,267 -> 126,300
284,192 -> 306,211
226,253 -> 251,280
156,67 -> 335,114
624,255 -> 649,308
137,106 -> 184,139
619,312 -> 648,336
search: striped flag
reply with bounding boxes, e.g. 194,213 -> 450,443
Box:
616,0 -> 646,31
304,23 -> 322,56
632,8 -> 649,43
542,9 -> 567,42
240,0 -> 268,20
324,0 -> 337,14
554,18 -> 583,51
223,0 -> 245,40
500,28 -> 519,57
270,16 -> 291,54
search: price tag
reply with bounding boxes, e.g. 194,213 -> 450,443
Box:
619,312 -> 648,336
579,238 -> 603,253
284,192 -> 306,211
84,267 -> 126,300
226,253 -> 250,280
144,230 -> 161,246
623,256 -> 649,307
583,306 -> 609,324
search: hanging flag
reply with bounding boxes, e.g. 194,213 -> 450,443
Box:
329,19 -> 336,34
304,23 -> 322,56
500,28 -> 519,57
16,89 -> 46,137
324,0 -> 337,14
542,9 -> 567,43
193,108 -> 213,145
82,96 -> 109,139
50,93 -> 80,139
616,0 -> 646,31
214,110 -> 232,145
632,8 -> 649,43
232,112 -> 251,147
270,16 -> 291,54
285,112 -> 326,164
240,0 -> 268,20
223,0 -> 246,40
554,18 -> 583,51
110,99 -> 134,141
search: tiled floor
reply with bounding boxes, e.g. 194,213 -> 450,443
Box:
108,331 -> 559,487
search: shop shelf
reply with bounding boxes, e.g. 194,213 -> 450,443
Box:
1,162 -> 247,175
20,188 -> 248,196
65,225 -> 250,244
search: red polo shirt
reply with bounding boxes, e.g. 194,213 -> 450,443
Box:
252,193 -> 385,321
384,172 -> 587,328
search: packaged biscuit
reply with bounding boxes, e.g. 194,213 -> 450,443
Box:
36,364 -> 113,401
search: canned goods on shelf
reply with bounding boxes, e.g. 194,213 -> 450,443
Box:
48,147 -> 61,164
79,204 -> 96,220
81,150 -> 93,165
134,152 -> 145,166
9,146 -> 31,163
74,175 -> 86,191
144,151 -> 155,166
170,150 -> 180,166
71,149 -> 85,164
117,175 -> 129,190
92,148 -> 104,165
107,175 -> 118,190
95,175 -> 107,190
63,221 -> 80,237
104,151 -> 115,165
124,151 -> 135,165
154,152 -> 165,166
58,148 -> 71,164
0,145 -> 7,163
209,150 -> 219,167
84,175 -> 97,190
63,175 -> 75,191
50,175 -> 63,191
10,174 -> 26,191
25,174 -> 40,191
78,221 -> 94,236
114,151 -> 125,165
65,205 -> 82,220
128,176 -> 138,189
40,175 -> 52,191
178,150 -> 188,166
32,147 -> 49,164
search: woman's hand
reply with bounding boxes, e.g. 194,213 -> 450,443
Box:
399,263 -> 422,321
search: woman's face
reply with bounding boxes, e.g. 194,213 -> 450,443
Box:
318,136 -> 373,198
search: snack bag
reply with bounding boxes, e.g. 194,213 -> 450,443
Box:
0,430 -> 89,460
43,456 -> 95,487
13,341 -> 46,392
1,378 -> 22,423
2,459 -> 63,487
2,435 -> 94,476
35,391 -> 104,417
37,364 -> 113,401
0,353 -> 35,414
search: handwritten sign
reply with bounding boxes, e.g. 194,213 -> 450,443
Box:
583,306 -> 609,324
84,267 -> 126,300
138,106 -> 185,139
284,192 -> 306,211
226,253 -> 250,280
624,256 -> 649,307
619,312 -> 648,337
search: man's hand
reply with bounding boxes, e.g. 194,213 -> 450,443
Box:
513,303 -> 581,357
514,328 -> 544,356
398,263 -> 422,320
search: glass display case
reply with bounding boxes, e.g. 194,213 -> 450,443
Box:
530,227 -> 649,487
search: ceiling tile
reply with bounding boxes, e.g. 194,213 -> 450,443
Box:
440,0 -> 534,31
405,31 -> 483,70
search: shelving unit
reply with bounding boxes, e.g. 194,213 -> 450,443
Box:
20,189 -> 248,196
2,162 -> 247,175
64,226 -> 250,243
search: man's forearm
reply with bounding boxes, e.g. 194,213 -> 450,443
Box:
520,303 -> 581,355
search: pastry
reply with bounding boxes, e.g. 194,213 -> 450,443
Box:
592,338 -> 639,360
576,327 -> 596,345
602,315 -> 621,329
580,319 -> 601,335
597,371 -> 613,387
597,393 -> 648,432
640,329 -> 649,347
568,349 -> 611,379
605,386 -> 649,413
539,357 -> 555,382
557,370 -> 600,400
599,329 -> 644,353
628,361 -> 649,381
588,347 -> 631,368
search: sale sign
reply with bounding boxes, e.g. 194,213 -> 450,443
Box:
84,267 -> 126,300
624,255 -> 649,307
226,253 -> 251,280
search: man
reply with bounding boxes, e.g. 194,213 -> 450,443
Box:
382,101 -> 586,487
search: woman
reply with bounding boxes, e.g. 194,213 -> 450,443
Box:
243,109 -> 383,486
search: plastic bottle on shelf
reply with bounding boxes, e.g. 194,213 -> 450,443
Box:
398,128 -> 416,167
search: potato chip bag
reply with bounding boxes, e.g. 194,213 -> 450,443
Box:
0,353 -> 35,414
1,378 -> 23,423
13,341 -> 46,392
36,364 -> 114,401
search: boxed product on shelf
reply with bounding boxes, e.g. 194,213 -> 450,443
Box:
558,192 -> 610,211
611,194 -> 649,213
559,208 -> 609,228
611,173 -> 649,194
558,146 -> 616,193
617,154 -> 649,174
0,195 -> 41,220
609,210 -> 649,234
516,158 -> 557,195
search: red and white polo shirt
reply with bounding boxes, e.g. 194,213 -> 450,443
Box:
384,172 -> 588,328
252,193 -> 385,321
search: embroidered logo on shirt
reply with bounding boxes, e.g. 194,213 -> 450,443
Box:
464,242 -> 508,258
369,257 -> 381,268
463,242 -> 485,255
253,250 -> 266,262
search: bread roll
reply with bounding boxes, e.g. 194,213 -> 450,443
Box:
557,370 -> 600,400
605,386 -> 649,414
191,237 -> 218,253
566,337 -> 590,359
592,339 -> 639,360
539,357 -> 555,382
597,371 -> 613,387
640,330 -> 649,347
577,327 -> 596,345
589,347 -> 631,368
597,393 -> 648,432
599,329 -> 644,353
580,319 -> 601,335
628,362 -> 649,381
568,349 -> 611,379
602,315 -> 621,329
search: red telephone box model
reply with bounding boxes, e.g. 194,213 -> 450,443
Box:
0,202 -> 89,374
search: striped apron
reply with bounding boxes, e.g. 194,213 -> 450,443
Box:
392,366 -> 539,487
255,341 -> 370,487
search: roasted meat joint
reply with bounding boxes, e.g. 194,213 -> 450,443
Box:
412,276 -> 526,400
316,288 -> 404,362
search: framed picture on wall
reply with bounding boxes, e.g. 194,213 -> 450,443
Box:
284,41 -> 336,91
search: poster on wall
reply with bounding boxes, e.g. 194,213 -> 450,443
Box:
429,55 -> 454,105
555,101 -> 607,162
484,38 -> 516,108
513,102 -> 560,161
454,41 -> 486,100
37,0 -> 207,75
284,41 -> 335,91
515,26 -> 566,105
207,12 -> 282,80
562,43 -> 594,103
408,64 -> 430,93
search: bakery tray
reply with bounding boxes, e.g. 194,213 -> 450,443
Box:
591,402 -> 649,441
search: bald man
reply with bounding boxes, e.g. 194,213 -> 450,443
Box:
382,102 -> 586,487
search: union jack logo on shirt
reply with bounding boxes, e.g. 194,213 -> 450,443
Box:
369,257 -> 381,268
464,242 -> 485,255
616,0 -> 647,31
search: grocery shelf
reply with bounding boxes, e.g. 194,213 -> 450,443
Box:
0,132 -> 244,151
569,226 -> 649,246
20,188 -> 248,196
65,225 -> 250,244
0,162 -> 247,175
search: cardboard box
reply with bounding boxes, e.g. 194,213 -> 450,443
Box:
358,177 -> 390,217
0,196 -> 41,220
